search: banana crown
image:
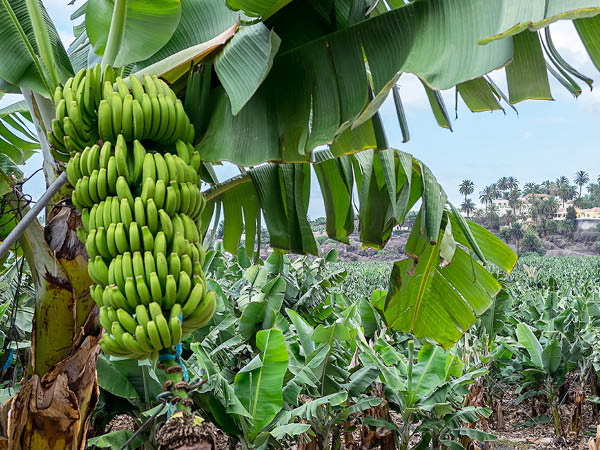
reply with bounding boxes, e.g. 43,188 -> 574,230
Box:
58,65 -> 215,361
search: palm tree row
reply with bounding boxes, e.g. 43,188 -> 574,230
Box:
459,170 -> 595,219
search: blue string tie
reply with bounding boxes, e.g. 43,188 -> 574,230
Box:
1,349 -> 13,370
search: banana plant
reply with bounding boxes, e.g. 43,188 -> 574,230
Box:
1,0 -> 600,448
515,322 -> 570,437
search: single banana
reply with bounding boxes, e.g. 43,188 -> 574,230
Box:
154,153 -> 169,184
153,232 -> 167,260
154,179 -> 166,210
148,302 -> 162,322
146,320 -> 163,351
143,251 -> 156,285
169,99 -> 189,143
117,308 -> 138,334
181,254 -> 193,278
81,208 -> 90,232
129,74 -> 145,101
98,100 -> 114,142
116,176 -> 134,208
141,93 -> 153,137
182,282 -> 205,318
158,208 -> 173,243
120,197 -> 133,228
168,253 -> 181,284
129,222 -> 141,252
174,141 -> 190,164
141,226 -> 154,252
85,229 -> 98,259
93,255 -> 109,285
103,65 -> 116,85
106,223 -> 118,258
110,92 -> 123,139
88,169 -> 100,203
102,285 -> 114,308
156,95 -> 170,141
95,226 -> 111,260
149,272 -> 162,305
121,94 -> 134,141
122,332 -> 149,359
132,140 -> 146,185
132,99 -> 144,141
155,314 -> 172,348
179,182 -> 191,216
115,77 -> 130,99
66,153 -> 82,187
176,271 -> 192,304
164,186 -> 177,216
121,252 -> 134,279
124,276 -> 140,308
115,134 -> 129,179
134,325 -> 154,353
113,285 -> 132,312
182,291 -> 216,332
169,316 -> 183,346
97,168 -> 108,200
135,304 -> 150,330
135,275 -> 152,305
172,217 -> 185,242
110,196 -> 121,223
145,198 -> 159,234
107,156 -> 118,194
164,273 -> 177,309
149,95 -> 162,138
99,306 -> 113,331
88,204 -> 98,230
103,80 -> 115,101
142,74 -> 157,97
113,254 -> 125,292
140,177 -> 156,205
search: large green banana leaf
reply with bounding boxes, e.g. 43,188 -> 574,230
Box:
234,328 -> 289,442
63,0 -> 600,165
0,0 -> 73,95
202,140 -> 517,348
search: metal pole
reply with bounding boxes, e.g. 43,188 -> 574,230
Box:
0,172 -> 68,260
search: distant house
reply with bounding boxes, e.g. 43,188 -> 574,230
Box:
491,198 -> 511,216
577,207 -> 600,219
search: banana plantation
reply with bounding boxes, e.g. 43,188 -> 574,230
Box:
0,0 -> 599,449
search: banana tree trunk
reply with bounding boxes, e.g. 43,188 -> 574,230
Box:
0,91 -> 101,449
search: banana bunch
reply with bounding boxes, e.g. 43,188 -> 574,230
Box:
52,65 -> 216,360
49,65 -> 194,163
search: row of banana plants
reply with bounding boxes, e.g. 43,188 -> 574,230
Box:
471,256 -> 600,440
88,245 -> 496,449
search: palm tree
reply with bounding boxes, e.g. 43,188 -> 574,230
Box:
479,185 -> 497,212
575,170 -> 589,198
509,222 -> 524,255
0,1 -> 598,446
523,182 -> 540,195
543,196 -> 560,219
461,198 -> 475,217
507,176 -> 519,191
497,177 -> 509,197
459,179 -> 475,203
508,188 -> 521,213
503,210 -> 517,226
541,180 -> 552,194
557,183 -> 576,207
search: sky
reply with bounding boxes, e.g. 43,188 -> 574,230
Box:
12,2 -> 600,219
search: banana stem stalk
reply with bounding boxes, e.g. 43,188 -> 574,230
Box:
102,0 -> 127,69
0,172 -> 67,260
161,359 -> 191,413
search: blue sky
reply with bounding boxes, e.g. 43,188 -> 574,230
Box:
14,2 -> 600,218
